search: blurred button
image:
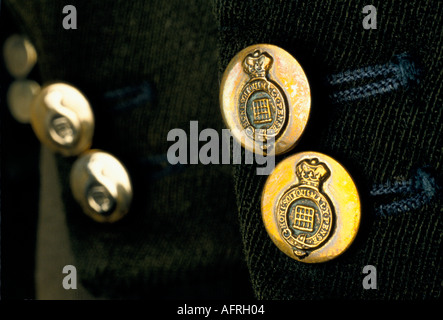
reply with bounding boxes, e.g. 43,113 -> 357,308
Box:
7,79 -> 41,123
30,83 -> 94,156
261,151 -> 360,263
70,150 -> 132,223
3,34 -> 37,79
220,44 -> 311,156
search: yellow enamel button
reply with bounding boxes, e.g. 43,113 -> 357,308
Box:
30,83 -> 94,156
220,44 -> 311,155
261,152 -> 360,263
70,150 -> 133,223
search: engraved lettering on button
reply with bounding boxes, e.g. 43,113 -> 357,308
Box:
239,50 -> 287,143
44,90 -> 80,147
276,158 -> 334,258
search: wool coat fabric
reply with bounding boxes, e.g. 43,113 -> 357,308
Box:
1,0 -> 441,300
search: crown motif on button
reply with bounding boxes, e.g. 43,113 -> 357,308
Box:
296,158 -> 330,188
243,50 -> 273,78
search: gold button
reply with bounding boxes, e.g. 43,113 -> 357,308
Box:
30,83 -> 94,156
220,44 -> 311,156
261,152 -> 360,263
70,150 -> 133,223
7,79 -> 41,123
3,34 -> 37,79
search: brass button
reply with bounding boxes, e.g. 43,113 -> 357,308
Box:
70,150 -> 133,223
220,44 -> 311,155
30,83 -> 94,156
3,34 -> 37,79
261,152 -> 360,263
7,79 -> 41,123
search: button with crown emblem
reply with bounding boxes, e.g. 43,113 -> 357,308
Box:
70,150 -> 133,223
220,44 -> 311,156
30,82 -> 94,156
261,151 -> 360,263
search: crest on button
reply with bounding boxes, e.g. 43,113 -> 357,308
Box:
277,158 -> 334,258
220,44 -> 311,156
238,50 -> 287,150
261,152 -> 361,263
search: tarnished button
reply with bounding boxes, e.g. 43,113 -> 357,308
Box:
3,34 -> 37,78
30,83 -> 94,156
7,79 -> 41,123
70,150 -> 132,223
261,152 -> 360,263
220,44 -> 311,156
